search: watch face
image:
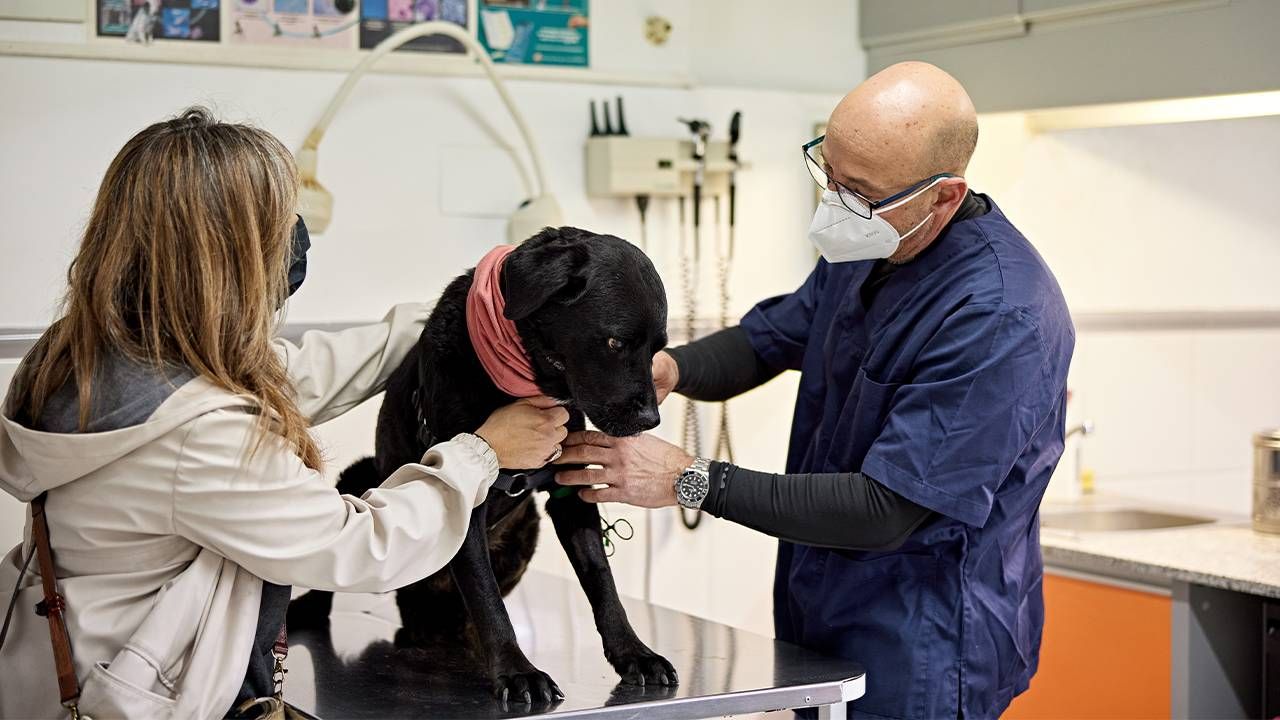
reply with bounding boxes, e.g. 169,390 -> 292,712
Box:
678,469 -> 710,507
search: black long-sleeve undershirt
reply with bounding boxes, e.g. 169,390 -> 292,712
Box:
703,462 -> 932,551
664,326 -> 779,401
663,327 -> 932,551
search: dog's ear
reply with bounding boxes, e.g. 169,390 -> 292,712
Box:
501,227 -> 593,321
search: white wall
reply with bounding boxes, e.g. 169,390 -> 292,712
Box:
0,4 -> 864,636
691,0 -> 862,93
969,115 -> 1280,515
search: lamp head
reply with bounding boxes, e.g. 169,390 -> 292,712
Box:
295,146 -> 333,234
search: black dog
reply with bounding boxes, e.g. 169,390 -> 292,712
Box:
288,227 -> 676,704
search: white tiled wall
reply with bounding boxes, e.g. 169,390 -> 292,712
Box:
999,117 -> 1280,314
973,115 -> 1280,514
1058,328 -> 1280,514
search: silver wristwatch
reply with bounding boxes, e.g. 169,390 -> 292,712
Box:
674,457 -> 711,510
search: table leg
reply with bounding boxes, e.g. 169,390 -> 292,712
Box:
818,701 -> 847,719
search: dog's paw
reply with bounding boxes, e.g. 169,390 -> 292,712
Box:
492,668 -> 563,704
608,647 -> 678,687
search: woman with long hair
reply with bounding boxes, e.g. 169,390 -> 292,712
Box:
0,107 -> 567,718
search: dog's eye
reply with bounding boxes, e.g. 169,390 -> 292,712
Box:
607,338 -> 624,352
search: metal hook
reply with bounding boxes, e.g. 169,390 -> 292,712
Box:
504,473 -> 530,498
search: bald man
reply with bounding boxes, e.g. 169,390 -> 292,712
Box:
557,62 -> 1074,719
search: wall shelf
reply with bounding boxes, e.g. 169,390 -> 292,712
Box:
0,39 -> 694,89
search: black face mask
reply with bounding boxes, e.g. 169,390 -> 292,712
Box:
287,214 -> 310,297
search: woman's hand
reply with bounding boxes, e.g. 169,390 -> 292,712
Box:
555,431 -> 693,508
652,351 -> 679,405
475,396 -> 570,469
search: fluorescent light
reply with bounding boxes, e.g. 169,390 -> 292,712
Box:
1026,90 -> 1280,133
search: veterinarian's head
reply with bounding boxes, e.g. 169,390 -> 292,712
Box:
14,106 -> 321,469
503,228 -> 668,437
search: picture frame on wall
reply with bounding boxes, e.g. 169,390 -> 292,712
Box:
88,0 -> 478,52
478,0 -> 587,68
226,0 -> 361,49
94,0 -> 222,43
359,0 -> 471,53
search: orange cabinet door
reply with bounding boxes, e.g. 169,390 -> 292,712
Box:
1004,572 -> 1171,719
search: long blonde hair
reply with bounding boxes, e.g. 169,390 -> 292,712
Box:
16,107 -> 322,470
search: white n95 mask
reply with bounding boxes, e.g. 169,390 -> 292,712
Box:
808,189 -> 934,264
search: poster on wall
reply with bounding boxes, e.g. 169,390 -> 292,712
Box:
97,0 -> 222,42
359,0 -> 468,53
478,0 -> 588,67
227,0 -> 360,49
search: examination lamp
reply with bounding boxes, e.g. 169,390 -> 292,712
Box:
295,21 -> 562,244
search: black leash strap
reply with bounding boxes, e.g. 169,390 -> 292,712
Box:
492,467 -> 559,497
413,351 -> 438,449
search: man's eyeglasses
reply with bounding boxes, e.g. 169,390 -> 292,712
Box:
803,135 -> 956,219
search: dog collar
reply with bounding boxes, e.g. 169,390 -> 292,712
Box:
466,245 -> 542,398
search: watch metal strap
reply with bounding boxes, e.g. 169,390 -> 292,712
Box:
690,456 -> 711,476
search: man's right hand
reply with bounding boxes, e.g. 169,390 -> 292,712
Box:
652,351 -> 679,405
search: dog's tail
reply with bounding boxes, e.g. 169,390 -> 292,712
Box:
287,456 -> 381,630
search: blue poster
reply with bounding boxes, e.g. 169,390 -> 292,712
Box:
360,0 -> 469,53
98,0 -> 221,42
478,0 -> 589,68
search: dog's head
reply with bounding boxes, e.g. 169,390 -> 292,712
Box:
501,227 -> 668,437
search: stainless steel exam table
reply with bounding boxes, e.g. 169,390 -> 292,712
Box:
285,571 -> 865,719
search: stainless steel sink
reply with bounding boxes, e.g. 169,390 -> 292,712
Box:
1040,508 -> 1216,532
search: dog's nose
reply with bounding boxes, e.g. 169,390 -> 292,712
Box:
635,405 -> 661,431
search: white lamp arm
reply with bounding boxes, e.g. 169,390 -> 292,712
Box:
300,21 -> 547,199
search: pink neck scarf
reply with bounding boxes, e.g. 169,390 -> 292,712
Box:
466,245 -> 542,398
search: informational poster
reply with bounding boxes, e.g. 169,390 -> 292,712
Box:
228,0 -> 360,48
478,0 -> 588,67
98,0 -> 222,42
359,0 -> 468,53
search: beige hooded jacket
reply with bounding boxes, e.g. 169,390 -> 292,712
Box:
0,303 -> 498,719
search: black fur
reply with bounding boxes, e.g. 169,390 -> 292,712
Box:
287,227 -> 675,705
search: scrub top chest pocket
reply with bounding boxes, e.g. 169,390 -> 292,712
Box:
822,367 -> 902,473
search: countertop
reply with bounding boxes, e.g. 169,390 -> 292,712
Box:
1038,494 -> 1280,599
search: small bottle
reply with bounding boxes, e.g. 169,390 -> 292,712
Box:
1080,468 -> 1096,496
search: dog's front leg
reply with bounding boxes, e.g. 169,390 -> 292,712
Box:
450,501 -> 562,704
545,494 -> 677,687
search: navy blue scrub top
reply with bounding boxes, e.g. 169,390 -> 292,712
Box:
740,199 -> 1074,720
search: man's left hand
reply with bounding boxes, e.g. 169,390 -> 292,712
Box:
555,431 -> 694,508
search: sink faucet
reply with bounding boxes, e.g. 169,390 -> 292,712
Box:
1066,421 -> 1096,495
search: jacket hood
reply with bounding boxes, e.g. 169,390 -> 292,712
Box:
0,377 -> 252,502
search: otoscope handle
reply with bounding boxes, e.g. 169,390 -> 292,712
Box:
692,183 -> 702,231
728,183 -> 736,228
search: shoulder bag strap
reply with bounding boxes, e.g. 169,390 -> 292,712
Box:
30,493 -> 82,716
